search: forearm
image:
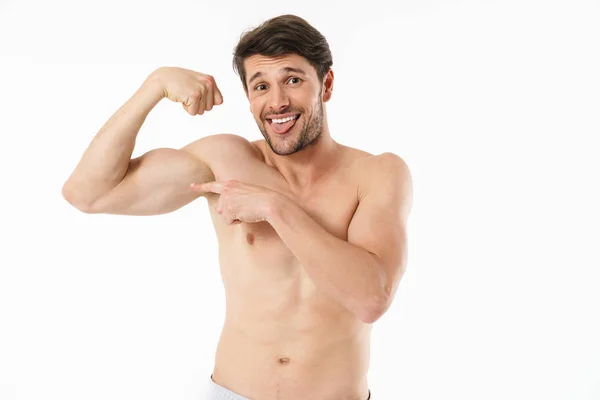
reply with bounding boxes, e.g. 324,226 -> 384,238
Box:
267,197 -> 388,323
62,72 -> 164,206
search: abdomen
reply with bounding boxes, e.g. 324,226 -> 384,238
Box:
213,254 -> 371,399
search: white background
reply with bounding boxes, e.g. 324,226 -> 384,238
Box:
1,0 -> 599,399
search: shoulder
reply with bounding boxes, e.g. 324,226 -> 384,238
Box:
371,152 -> 412,196
182,133 -> 261,158
180,134 -> 265,181
340,145 -> 407,170
373,152 -> 411,180
351,150 -> 412,187
339,145 -> 411,186
181,133 -> 263,170
354,151 -> 413,214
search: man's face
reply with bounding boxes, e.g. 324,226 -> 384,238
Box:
244,54 -> 329,156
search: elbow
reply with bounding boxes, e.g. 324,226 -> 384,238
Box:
358,265 -> 395,324
358,293 -> 391,324
61,183 -> 96,213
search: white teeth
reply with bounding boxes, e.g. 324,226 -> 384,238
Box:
272,115 -> 297,124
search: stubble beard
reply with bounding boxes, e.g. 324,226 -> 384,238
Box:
258,96 -> 324,156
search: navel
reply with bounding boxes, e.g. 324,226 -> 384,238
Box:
246,233 -> 255,245
278,357 -> 290,365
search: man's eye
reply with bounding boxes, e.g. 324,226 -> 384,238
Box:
289,77 -> 301,84
256,84 -> 267,91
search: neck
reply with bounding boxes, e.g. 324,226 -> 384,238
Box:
263,125 -> 342,193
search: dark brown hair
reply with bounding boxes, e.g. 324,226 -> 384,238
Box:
233,14 -> 333,92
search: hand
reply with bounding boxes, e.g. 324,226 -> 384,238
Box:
150,66 -> 224,116
190,180 -> 280,224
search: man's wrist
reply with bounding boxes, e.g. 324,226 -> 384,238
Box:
141,70 -> 166,102
266,193 -> 289,225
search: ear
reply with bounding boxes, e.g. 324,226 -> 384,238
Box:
322,69 -> 334,102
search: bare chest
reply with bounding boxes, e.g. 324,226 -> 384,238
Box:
204,159 -> 360,286
208,171 -> 358,252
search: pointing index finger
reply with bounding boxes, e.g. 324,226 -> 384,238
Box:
190,181 -> 224,194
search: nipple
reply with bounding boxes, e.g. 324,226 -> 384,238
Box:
246,233 -> 255,245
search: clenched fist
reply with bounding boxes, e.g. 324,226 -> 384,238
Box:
150,66 -> 224,116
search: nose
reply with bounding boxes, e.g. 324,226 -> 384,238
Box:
268,85 -> 289,113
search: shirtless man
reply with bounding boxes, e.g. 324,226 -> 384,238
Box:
62,14 -> 412,400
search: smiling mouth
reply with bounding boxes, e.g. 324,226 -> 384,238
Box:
267,114 -> 300,135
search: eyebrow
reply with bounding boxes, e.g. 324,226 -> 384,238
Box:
247,67 -> 307,86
